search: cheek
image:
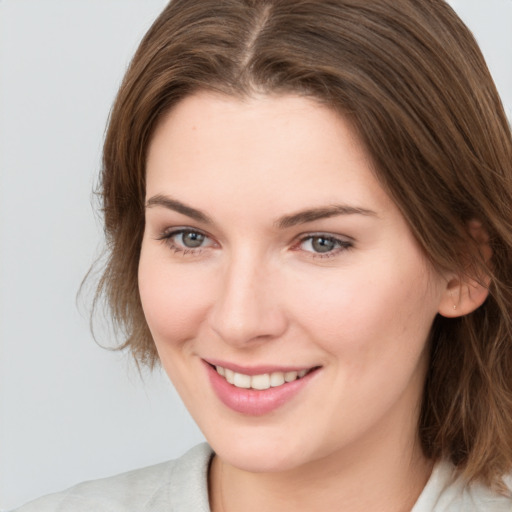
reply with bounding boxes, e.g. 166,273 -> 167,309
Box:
285,258 -> 439,438
138,250 -> 213,349
287,255 -> 440,362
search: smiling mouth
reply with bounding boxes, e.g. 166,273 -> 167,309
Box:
213,365 -> 316,390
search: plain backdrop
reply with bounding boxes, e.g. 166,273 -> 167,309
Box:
0,0 -> 511,509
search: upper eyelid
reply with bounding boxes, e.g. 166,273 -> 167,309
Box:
157,228 -> 216,254
296,234 -> 354,259
158,226 -> 211,238
295,231 -> 355,243
156,227 -> 354,249
157,229 -> 352,240
296,234 -> 353,247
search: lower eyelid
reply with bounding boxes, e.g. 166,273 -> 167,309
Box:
155,229 -> 352,256
156,228 -> 217,253
293,235 -> 353,259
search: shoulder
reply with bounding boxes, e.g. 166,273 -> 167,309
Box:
413,460 -> 512,512
14,443 -> 213,512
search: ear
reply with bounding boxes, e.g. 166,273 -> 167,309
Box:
438,220 -> 493,319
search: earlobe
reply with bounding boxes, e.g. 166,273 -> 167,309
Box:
438,277 -> 490,318
438,220 -> 492,319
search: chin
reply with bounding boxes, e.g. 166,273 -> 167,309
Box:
217,447 -> 304,474
206,427 -> 318,474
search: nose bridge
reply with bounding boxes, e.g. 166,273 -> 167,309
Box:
208,245 -> 286,346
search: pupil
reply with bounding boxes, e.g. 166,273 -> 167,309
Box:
183,231 -> 204,248
312,236 -> 334,253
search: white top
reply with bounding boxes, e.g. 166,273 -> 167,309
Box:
14,443 -> 512,511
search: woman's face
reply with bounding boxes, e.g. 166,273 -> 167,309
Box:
139,92 -> 448,473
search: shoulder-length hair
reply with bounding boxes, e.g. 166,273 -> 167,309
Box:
96,0 -> 512,489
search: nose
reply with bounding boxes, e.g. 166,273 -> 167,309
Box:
208,251 -> 288,347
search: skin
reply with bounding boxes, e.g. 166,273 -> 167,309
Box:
138,92 -> 463,511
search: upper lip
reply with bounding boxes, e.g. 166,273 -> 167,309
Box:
203,358 -> 319,376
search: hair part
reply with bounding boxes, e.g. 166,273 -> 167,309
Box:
96,0 -> 512,488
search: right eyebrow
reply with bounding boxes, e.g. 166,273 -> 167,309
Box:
145,194 -> 213,224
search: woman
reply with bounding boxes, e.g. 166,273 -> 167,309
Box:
17,0 -> 512,510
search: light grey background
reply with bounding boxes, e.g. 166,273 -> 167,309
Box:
0,1 -> 511,509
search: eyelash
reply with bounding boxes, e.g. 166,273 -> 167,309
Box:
156,228 -> 214,256
156,228 -> 353,259
294,234 -> 353,258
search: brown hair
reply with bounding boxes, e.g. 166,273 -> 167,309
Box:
97,0 -> 512,489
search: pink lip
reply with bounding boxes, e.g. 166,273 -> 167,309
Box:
204,361 -> 319,416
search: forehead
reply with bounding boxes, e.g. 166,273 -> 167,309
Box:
145,91 -> 391,218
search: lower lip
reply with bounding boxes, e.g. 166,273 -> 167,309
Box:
205,363 -> 318,416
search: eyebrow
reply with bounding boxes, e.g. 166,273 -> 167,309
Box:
146,195 -> 213,224
275,205 -> 378,229
145,194 -> 377,228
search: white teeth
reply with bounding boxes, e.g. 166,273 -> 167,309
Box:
270,372 -> 285,387
284,371 -> 298,382
233,372 -> 251,389
225,368 -> 235,384
215,366 -> 310,390
251,373 -> 271,390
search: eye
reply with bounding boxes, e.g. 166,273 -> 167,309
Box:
298,234 -> 352,256
176,230 -> 207,248
158,228 -> 215,253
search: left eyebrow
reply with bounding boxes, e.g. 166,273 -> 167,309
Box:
275,205 -> 378,229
